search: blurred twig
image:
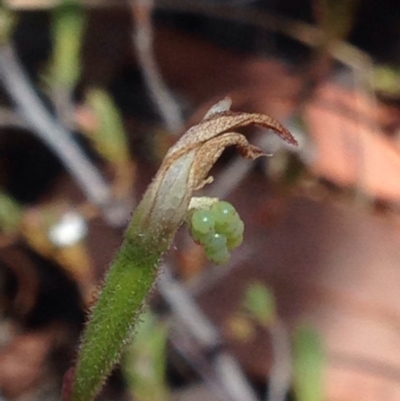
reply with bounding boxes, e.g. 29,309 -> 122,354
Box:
168,326 -> 229,400
266,321 -> 292,401
159,267 -> 259,401
156,0 -> 372,73
7,0 -> 375,94
5,0 -> 123,9
0,44 -> 126,224
296,0 -> 359,109
131,0 -> 184,134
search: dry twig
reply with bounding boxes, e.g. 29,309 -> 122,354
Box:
131,0 -> 184,133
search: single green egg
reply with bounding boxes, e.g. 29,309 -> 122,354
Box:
211,201 -> 238,228
191,209 -> 215,234
207,245 -> 230,265
204,232 -> 227,253
226,233 -> 243,250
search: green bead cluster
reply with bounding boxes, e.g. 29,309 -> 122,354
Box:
190,201 -> 244,265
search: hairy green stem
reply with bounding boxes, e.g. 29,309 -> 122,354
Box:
69,150 -> 195,401
70,234 -> 164,401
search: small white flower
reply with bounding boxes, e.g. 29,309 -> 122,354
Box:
48,211 -> 87,247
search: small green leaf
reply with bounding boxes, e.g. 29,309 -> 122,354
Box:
373,65 -> 400,97
123,313 -> 168,401
243,282 -> 275,326
293,324 -> 324,401
0,191 -> 22,234
85,89 -> 130,166
49,0 -> 85,88
0,4 -> 15,45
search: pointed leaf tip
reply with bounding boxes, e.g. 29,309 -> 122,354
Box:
203,97 -> 233,120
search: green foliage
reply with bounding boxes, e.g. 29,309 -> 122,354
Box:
49,0 -> 85,88
373,65 -> 400,97
85,89 -> 130,166
123,312 -> 168,401
0,191 -> 22,234
0,4 -> 15,45
242,282 -> 276,326
292,324 -> 324,401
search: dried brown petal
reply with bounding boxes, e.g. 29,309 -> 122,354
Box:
129,99 -> 296,239
168,109 -> 297,158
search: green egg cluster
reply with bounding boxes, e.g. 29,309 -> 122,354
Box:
190,201 -> 244,265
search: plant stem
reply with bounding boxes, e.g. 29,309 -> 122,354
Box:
67,99 -> 296,401
70,233 -> 166,401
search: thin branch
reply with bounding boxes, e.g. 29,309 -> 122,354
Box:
5,0 -> 123,9
158,267 -> 260,401
8,0 -> 374,79
266,320 -> 292,401
131,0 -> 184,134
6,0 -> 378,75
186,263 -> 293,401
168,327 -> 228,401
156,0 -> 373,74
213,352 -> 259,401
51,86 -> 76,130
0,44 -> 120,221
